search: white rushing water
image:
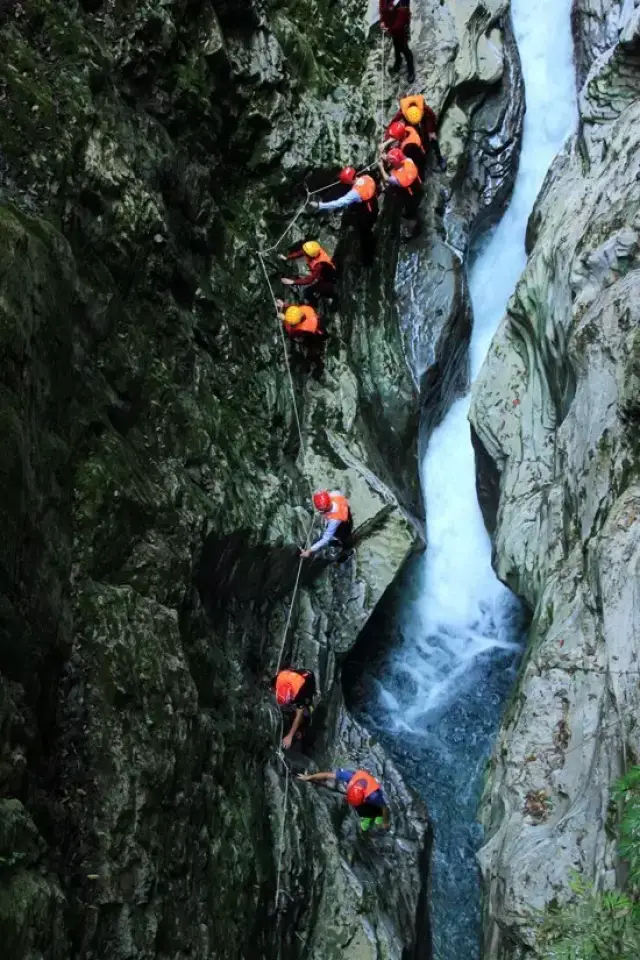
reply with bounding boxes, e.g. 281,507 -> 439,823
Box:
381,0 -> 578,733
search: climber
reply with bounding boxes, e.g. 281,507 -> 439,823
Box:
275,299 -> 326,379
383,119 -> 426,179
279,239 -> 337,306
389,94 -> 447,172
300,489 -> 353,561
271,668 -> 316,750
379,147 -> 422,238
308,167 -> 378,266
379,0 -> 415,84
297,768 -> 390,832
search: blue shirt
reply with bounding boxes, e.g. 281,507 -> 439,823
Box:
335,769 -> 386,807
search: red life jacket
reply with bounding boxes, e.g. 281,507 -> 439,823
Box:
347,769 -> 381,802
326,494 -> 350,522
275,670 -> 306,705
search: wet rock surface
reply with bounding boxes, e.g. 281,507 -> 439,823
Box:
470,8 -> 640,956
0,1 -> 524,958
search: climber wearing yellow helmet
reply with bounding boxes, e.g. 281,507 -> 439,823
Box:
275,298 -> 326,380
279,239 -> 337,306
389,95 -> 447,172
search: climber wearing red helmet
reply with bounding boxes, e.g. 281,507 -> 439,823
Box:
383,120 -> 426,178
308,166 -> 379,266
271,668 -> 316,750
301,490 -> 353,560
379,147 -> 423,239
297,768 -> 390,832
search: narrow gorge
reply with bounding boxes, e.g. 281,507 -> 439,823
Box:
1,2 -> 639,960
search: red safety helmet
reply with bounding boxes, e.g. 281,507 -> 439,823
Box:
313,490 -> 331,512
276,682 -> 295,706
388,120 -> 407,142
346,780 -> 367,807
339,165 -> 357,185
386,147 -> 406,168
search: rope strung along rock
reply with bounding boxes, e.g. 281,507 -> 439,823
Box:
254,32 -> 391,924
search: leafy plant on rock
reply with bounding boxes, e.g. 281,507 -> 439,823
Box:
536,766 -> 640,959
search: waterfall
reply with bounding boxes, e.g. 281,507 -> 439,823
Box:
345,2 -> 578,957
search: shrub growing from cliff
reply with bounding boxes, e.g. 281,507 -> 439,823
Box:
537,767 -> 640,959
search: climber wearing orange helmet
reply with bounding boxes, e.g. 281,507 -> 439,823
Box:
279,239 -> 337,305
297,768 -> 390,831
300,489 -> 353,560
308,167 -> 379,266
389,94 -> 447,172
271,668 -> 316,750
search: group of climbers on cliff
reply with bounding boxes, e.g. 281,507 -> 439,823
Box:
275,91 -> 446,375
264,3 -> 444,835
271,666 -> 391,831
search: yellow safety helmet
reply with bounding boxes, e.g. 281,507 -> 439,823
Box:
406,105 -> 423,125
302,240 -> 321,258
284,306 -> 303,326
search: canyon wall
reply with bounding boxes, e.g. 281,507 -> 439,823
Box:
470,3 -> 640,955
0,1 -> 523,957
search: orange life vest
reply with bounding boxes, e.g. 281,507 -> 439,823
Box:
353,175 -> 376,202
290,305 -> 320,335
275,670 -> 305,704
326,493 -> 350,522
400,94 -> 425,123
307,245 -> 335,272
347,769 -> 381,801
393,157 -> 419,191
401,126 -> 425,153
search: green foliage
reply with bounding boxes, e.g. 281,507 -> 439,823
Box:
537,766 -> 640,959
613,766 -> 640,888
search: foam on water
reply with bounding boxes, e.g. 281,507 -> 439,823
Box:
349,2 -> 578,956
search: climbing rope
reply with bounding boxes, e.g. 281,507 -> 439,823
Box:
379,29 -> 386,143
256,31 -> 391,921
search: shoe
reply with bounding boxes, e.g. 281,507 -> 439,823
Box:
360,818 -> 373,832
374,817 -> 384,827
407,71 -> 415,84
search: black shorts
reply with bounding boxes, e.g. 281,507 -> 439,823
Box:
356,802 -> 385,819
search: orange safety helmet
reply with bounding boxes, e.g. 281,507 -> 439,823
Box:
313,490 -> 331,512
386,147 -> 406,168
388,120 -> 407,141
339,166 -> 357,185
346,780 -> 367,807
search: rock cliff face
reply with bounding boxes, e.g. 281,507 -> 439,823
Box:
470,5 -> 640,956
0,1 -> 524,958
